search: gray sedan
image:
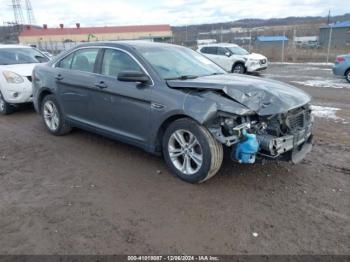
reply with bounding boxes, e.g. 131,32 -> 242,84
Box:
32,42 -> 313,183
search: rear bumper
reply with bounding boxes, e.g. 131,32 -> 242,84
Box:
332,64 -> 347,76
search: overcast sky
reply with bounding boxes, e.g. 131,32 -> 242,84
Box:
0,0 -> 347,27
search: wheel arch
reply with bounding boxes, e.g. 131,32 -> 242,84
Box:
37,89 -> 53,114
154,114 -> 199,154
344,67 -> 350,76
232,61 -> 246,72
232,60 -> 247,70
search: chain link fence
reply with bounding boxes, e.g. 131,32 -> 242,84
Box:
13,24 -> 349,63
172,25 -> 349,63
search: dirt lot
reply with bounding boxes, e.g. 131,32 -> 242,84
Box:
0,63 -> 349,255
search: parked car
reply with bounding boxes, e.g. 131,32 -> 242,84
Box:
296,41 -> 320,49
0,44 -> 50,114
333,54 -> 350,83
197,43 -> 268,74
33,42 -> 313,183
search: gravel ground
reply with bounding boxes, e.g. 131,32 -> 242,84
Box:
0,63 -> 349,255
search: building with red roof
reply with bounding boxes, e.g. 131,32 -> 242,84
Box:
19,24 -> 172,44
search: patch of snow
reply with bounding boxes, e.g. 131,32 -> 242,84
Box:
311,105 -> 341,120
292,79 -> 349,89
302,67 -> 332,71
270,62 -> 334,66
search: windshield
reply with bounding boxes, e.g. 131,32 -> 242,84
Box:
137,45 -> 226,80
227,46 -> 249,55
0,48 -> 49,65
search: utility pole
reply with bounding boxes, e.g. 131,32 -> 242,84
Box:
326,25 -> 333,63
220,25 -> 223,42
248,30 -> 252,52
293,28 -> 296,62
327,10 -> 330,25
281,31 -> 286,63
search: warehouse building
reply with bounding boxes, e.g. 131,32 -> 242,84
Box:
255,35 -> 289,49
18,24 -> 172,45
319,21 -> 350,48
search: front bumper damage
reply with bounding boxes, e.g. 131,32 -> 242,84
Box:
209,105 -> 313,164
256,125 -> 313,163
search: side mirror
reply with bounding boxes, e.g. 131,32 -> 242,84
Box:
225,51 -> 231,57
117,71 -> 150,84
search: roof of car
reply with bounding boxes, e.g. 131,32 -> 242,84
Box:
72,41 -> 185,50
198,43 -> 239,48
0,44 -> 32,49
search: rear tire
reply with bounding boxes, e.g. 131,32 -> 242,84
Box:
345,69 -> 350,83
232,63 -> 245,74
0,91 -> 14,115
162,118 -> 223,183
41,95 -> 71,136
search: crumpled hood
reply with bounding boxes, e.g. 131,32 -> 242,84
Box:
167,74 -> 311,116
0,63 -> 38,77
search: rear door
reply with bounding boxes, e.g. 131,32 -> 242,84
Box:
55,48 -> 101,124
90,48 -> 153,145
200,46 -> 217,61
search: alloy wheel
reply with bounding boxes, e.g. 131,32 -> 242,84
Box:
168,129 -> 203,175
43,100 -> 60,131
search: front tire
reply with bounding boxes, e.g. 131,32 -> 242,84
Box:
41,95 -> 71,135
0,91 -> 14,115
232,63 -> 245,74
345,69 -> 350,83
162,118 -> 223,183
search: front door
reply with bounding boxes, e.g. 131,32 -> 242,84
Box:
91,48 -> 152,145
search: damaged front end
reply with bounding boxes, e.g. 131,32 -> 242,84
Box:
208,104 -> 313,164
167,73 -> 314,164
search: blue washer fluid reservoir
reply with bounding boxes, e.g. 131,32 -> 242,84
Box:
234,129 -> 259,164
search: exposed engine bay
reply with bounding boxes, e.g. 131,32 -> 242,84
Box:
209,104 -> 313,164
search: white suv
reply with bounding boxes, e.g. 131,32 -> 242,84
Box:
0,45 -> 50,114
197,43 -> 268,74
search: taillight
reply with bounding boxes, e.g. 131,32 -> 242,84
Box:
335,56 -> 345,63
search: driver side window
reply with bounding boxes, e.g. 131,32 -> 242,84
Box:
101,49 -> 142,77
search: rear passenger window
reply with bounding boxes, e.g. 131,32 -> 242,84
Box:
200,46 -> 217,55
101,49 -> 142,77
70,49 -> 99,73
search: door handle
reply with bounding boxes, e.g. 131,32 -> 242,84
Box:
55,74 -> 63,81
94,81 -> 108,89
